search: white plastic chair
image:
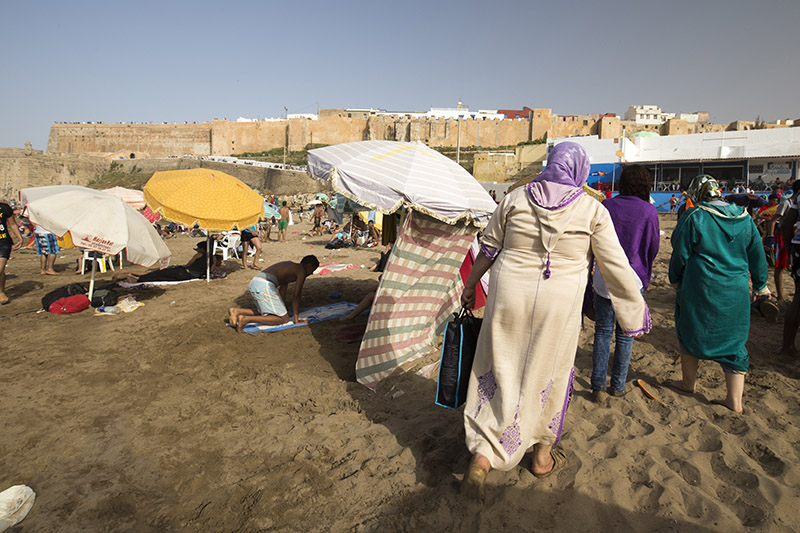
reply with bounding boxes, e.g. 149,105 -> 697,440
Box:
80,250 -> 114,274
212,231 -> 241,261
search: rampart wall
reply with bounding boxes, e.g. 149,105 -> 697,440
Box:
48,114 -> 536,158
1,149 -> 321,202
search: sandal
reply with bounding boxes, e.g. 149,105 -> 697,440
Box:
461,463 -> 488,501
534,447 -> 567,478
758,298 -> 779,323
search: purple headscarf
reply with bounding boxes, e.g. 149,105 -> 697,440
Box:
526,141 -> 590,209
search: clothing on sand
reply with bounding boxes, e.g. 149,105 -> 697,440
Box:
249,272 -> 287,316
668,201 -> 768,373
464,183 -> 649,471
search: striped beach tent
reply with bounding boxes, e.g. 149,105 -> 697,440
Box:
309,141 -> 498,389
356,212 -> 475,389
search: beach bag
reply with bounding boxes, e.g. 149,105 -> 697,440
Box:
48,294 -> 90,314
41,283 -> 87,311
90,288 -> 119,308
435,308 -> 482,409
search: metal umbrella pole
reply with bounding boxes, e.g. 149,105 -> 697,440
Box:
88,256 -> 97,302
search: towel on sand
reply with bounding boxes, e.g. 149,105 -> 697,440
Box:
314,263 -> 359,276
242,301 -> 358,334
118,279 -> 203,288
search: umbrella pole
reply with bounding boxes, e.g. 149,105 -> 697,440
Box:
206,235 -> 211,282
89,257 -> 97,302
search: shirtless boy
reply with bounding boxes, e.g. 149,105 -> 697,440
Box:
228,255 -> 319,332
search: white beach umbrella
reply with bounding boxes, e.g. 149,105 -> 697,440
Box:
102,186 -> 146,209
20,185 -> 171,299
307,140 -> 497,227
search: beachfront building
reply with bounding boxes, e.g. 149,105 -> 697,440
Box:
552,128 -> 800,195
624,105 -> 676,125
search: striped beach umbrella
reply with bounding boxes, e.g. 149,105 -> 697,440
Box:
308,141 -> 496,227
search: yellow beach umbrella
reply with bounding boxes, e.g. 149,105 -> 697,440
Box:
143,169 -> 262,232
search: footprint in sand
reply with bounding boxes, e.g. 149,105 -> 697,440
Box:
666,458 -> 702,486
710,454 -> 760,489
688,425 -> 723,452
742,441 -> 786,477
714,414 -> 750,436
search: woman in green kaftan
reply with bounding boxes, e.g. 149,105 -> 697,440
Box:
668,175 -> 772,413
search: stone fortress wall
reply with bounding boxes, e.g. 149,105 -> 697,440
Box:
46,108 -> 747,161
0,147 -> 322,202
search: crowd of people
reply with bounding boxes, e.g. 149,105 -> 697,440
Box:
458,141 -> 789,500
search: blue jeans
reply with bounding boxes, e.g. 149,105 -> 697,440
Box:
591,290 -> 641,392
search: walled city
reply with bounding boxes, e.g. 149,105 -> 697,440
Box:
2,106 -> 797,200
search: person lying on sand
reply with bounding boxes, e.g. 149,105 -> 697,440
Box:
339,278 -> 380,321
228,255 -> 320,332
122,241 -> 220,283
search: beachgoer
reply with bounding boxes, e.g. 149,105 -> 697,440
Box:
312,204 -> 325,236
126,241 -> 219,283
367,220 -> 381,246
459,142 -> 649,500
278,202 -> 290,243
228,255 -> 320,332
669,194 -> 678,213
340,278 -> 380,320
590,165 -> 660,403
668,175 -> 773,413
240,225 -> 262,270
369,242 -> 392,272
33,224 -> 61,275
0,201 -> 23,304
780,180 -> 800,354
773,181 -> 800,301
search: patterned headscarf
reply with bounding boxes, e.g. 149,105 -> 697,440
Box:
687,174 -> 722,204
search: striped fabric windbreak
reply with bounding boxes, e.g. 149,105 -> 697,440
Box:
356,212 -> 477,389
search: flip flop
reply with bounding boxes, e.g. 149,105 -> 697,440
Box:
758,299 -> 779,323
534,447 -> 567,479
636,379 -> 662,402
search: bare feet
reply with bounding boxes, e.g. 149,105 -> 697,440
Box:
711,399 -> 744,414
532,447 -> 567,478
0,293 -> 9,305
228,308 -> 239,328
461,454 -> 490,501
44,270 -> 60,276
665,379 -> 695,394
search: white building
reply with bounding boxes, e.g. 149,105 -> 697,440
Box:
624,105 -> 675,125
553,128 -> 800,189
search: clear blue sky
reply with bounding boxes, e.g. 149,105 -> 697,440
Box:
1,0 -> 798,150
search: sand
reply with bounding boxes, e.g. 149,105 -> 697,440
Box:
1,215 -> 799,532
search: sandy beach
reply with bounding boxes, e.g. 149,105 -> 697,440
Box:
1,214 -> 799,532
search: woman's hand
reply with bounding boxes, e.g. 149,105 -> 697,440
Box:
461,286 -> 476,310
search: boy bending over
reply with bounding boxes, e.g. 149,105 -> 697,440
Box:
229,255 -> 319,332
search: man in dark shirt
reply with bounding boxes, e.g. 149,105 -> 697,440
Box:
0,201 -> 24,304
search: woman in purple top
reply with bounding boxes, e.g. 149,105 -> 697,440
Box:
591,165 -> 660,401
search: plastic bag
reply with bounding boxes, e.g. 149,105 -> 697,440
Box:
0,485 -> 35,532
